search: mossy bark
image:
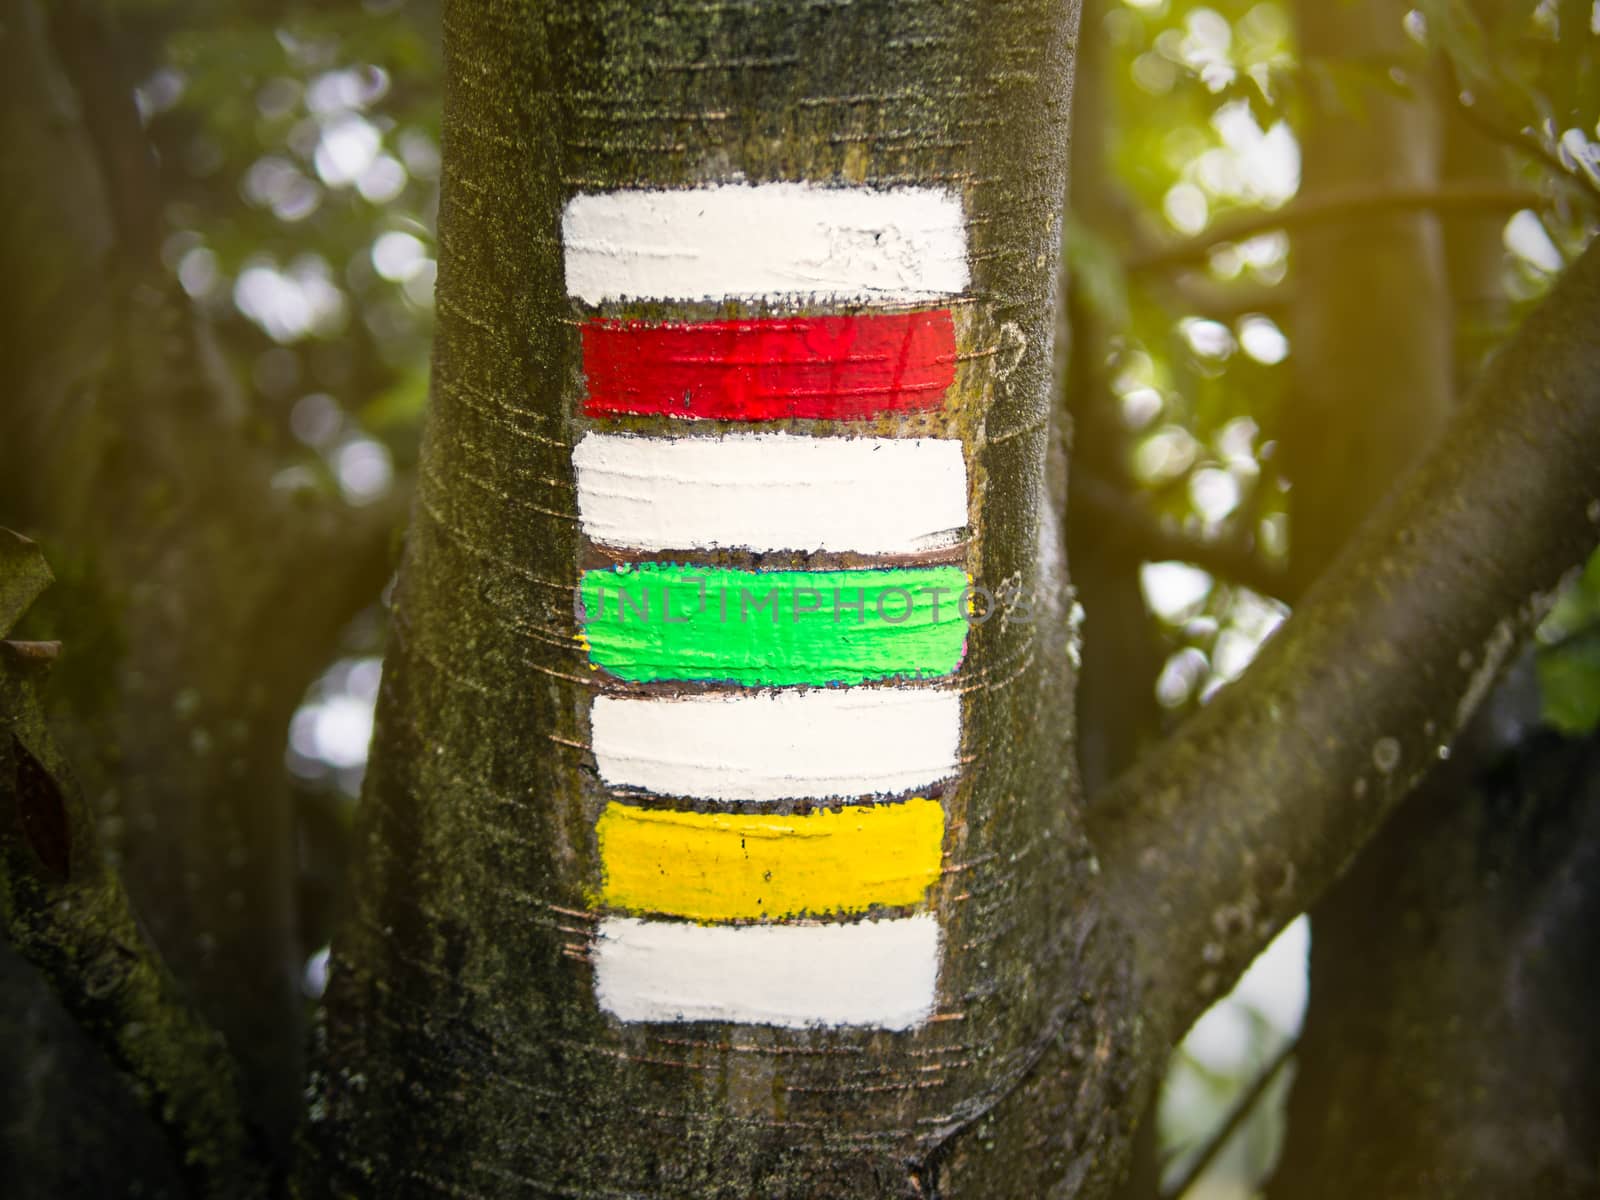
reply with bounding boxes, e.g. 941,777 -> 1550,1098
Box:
305,2 -> 1159,1196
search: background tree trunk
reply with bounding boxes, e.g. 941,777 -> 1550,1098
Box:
1272,719 -> 1600,1198
1063,4 -> 1171,1193
1065,0 -> 1167,801
1281,0 -> 1452,597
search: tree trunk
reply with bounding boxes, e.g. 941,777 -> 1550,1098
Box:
1065,0 -> 1166,800
1064,5 -> 1169,1193
6,2 -> 1600,1194
1282,0 -> 1452,596
305,3 -> 1153,1196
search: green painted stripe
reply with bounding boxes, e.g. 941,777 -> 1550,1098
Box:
578,563 -> 969,685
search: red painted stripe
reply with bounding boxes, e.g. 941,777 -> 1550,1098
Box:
580,311 -> 957,421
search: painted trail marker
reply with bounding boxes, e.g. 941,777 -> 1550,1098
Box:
561,182 -> 971,1030
593,915 -> 942,1030
577,563 -> 970,686
579,311 -> 957,421
573,431 -> 967,554
560,182 -> 968,304
589,688 -> 962,803
596,797 -> 945,922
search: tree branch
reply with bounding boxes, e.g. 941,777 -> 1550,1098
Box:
1091,234 -> 1600,1043
1070,470 -> 1289,601
1438,52 -> 1600,209
1128,182 -> 1540,275
45,0 -> 164,262
0,551 -> 267,1197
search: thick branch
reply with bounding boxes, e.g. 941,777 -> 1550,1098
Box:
1128,181 -> 1538,274
1091,235 -> 1600,1042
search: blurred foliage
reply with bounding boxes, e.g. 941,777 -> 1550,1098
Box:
1082,0 -> 1302,732
1537,547 -> 1600,736
112,0 -> 444,963
136,0 -> 440,510
1071,2 -> 1597,1196
1077,0 -> 1596,721
1422,0 -> 1600,190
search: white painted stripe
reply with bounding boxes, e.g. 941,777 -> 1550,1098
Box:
573,431 -> 967,555
561,183 -> 969,304
591,688 -> 961,803
594,915 -> 940,1029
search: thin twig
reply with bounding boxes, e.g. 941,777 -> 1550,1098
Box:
1129,182 -> 1541,274
1162,1037 -> 1299,1200
1441,56 -> 1600,209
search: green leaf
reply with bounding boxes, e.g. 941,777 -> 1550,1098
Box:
1536,547 -> 1600,734
1537,632 -> 1600,735
1538,545 -> 1600,644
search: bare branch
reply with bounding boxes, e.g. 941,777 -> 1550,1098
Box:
1070,471 -> 1289,601
1091,234 -> 1600,1042
1437,52 -> 1600,209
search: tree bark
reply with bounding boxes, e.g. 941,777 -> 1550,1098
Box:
1271,723 -> 1600,1198
4,3 -> 1599,1195
304,3 -> 1155,1197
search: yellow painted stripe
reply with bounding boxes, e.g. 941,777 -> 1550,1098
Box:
596,797 -> 945,923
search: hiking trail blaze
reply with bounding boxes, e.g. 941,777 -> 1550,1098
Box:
563,181 -> 977,1029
